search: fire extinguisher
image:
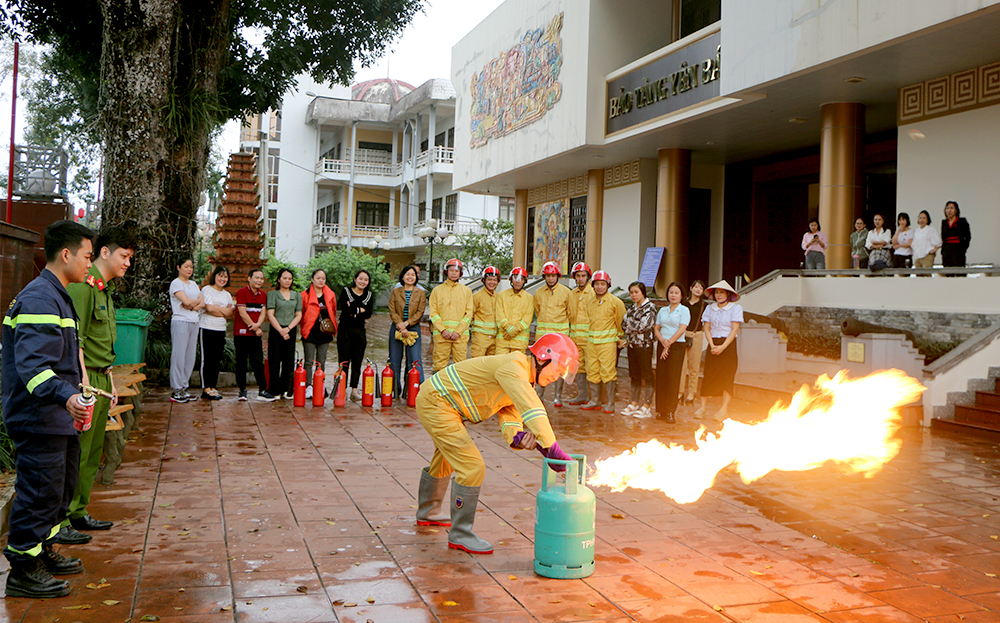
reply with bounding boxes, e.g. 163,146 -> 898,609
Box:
381,358 -> 394,407
407,362 -> 422,407
293,360 -> 306,407
361,359 -> 376,407
333,362 -> 348,408
312,363 -> 325,407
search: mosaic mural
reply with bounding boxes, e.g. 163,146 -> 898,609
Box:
469,13 -> 564,149
533,198 -> 569,274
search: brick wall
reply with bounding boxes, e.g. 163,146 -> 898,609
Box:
773,306 -> 1000,344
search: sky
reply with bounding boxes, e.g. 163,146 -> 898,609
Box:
218,0 -> 505,155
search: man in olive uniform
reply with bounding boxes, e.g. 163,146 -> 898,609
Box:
56,227 -> 135,545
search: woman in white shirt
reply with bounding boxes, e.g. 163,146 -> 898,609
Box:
169,257 -> 205,403
697,280 -> 744,421
891,213 -> 914,269
911,210 -> 942,269
865,213 -> 893,269
199,265 -> 235,400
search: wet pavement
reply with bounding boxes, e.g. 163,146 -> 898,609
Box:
2,315 -> 999,622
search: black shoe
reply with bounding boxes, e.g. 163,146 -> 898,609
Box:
70,515 -> 113,531
53,526 -> 92,544
40,546 -> 84,575
5,558 -> 71,598
665,412 -> 676,424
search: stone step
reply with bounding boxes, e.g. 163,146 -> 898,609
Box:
954,403 -> 1000,427
976,390 -> 1000,409
931,417 -> 1000,438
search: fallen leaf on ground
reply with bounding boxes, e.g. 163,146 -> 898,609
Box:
508,575 -> 518,581
991,535 -> 998,540
749,570 -> 764,576
332,599 -> 345,606
345,602 -> 358,607
366,597 -> 375,603
611,513 -> 625,519
63,604 -> 92,610
326,521 -> 337,525
139,616 -> 160,621
102,600 -> 119,606
296,586 -> 308,593
220,605 -> 232,611
86,582 -> 111,589
713,605 -> 725,612
442,601 -> 458,606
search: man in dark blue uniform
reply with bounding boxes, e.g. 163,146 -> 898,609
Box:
2,220 -> 95,598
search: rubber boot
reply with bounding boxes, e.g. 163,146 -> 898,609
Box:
580,383 -> 602,410
552,379 -> 564,407
602,380 -> 617,413
5,558 -> 71,598
416,467 -> 452,527
567,375 -> 589,405
39,543 -> 84,575
447,482 -> 493,554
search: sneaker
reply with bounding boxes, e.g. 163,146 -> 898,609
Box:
257,391 -> 278,402
170,391 -> 188,403
282,392 -> 294,400
180,390 -> 195,402
621,404 -> 637,416
305,386 -> 313,400
238,390 -> 248,401
350,388 -> 363,402
633,406 -> 654,419
693,408 -> 705,419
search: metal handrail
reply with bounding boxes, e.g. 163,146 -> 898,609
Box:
738,265 -> 1000,297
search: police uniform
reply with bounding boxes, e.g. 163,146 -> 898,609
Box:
64,265 -> 116,526
533,282 -> 574,401
428,279 -> 474,372
494,288 -> 534,354
1,269 -> 83,565
469,287 -> 497,358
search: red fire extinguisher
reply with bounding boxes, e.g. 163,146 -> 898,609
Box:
312,363 -> 325,407
381,358 -> 394,407
361,359 -> 375,407
407,362 -> 422,407
293,360 -> 306,407
333,362 -> 348,408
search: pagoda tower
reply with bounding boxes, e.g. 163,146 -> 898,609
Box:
209,152 -> 265,291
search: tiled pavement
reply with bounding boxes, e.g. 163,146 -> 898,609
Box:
2,324 -> 1000,622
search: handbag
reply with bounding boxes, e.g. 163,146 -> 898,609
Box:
319,317 -> 336,335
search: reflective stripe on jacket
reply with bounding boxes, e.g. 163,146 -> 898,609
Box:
587,294 -> 626,345
533,283 -> 574,336
570,283 -> 595,341
470,288 -> 498,336
429,280 -> 474,336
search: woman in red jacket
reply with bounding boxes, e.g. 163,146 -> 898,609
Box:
300,269 -> 338,399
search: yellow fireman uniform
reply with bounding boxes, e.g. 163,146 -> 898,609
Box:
429,279 -> 474,372
469,288 -> 498,358
587,293 -> 626,383
533,282 -> 574,338
570,283 -> 595,379
417,353 -> 556,486
495,288 -> 534,354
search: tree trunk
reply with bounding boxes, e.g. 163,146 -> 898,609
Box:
97,0 -> 230,304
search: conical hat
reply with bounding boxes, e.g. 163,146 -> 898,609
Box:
705,279 -> 739,302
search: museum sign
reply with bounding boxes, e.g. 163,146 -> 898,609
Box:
606,31 -> 721,135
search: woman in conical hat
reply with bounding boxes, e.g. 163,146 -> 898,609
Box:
696,280 -> 743,420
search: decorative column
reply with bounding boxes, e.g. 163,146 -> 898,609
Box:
656,148 -> 690,296
426,105 -> 436,222
346,121 -> 357,248
818,103 -> 865,269
514,189 -> 528,269
585,169 -> 604,270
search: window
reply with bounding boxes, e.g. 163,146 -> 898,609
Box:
433,130 -> 455,149
445,194 -> 457,221
358,141 -> 392,152
432,197 -> 443,221
356,201 -> 389,227
241,111 -> 281,142
268,209 -> 277,238
419,201 -> 426,222
569,196 -> 587,265
499,196 -> 515,222
677,0 -> 720,40
316,201 -> 340,225
249,146 -> 280,203
526,207 -> 535,273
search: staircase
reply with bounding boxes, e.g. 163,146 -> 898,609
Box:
932,367 -> 1000,435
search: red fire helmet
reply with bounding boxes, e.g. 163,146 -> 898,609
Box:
541,261 -> 561,276
481,266 -> 500,283
528,333 -> 579,384
444,258 -> 464,276
509,266 -> 528,280
591,270 -> 611,286
571,262 -> 591,278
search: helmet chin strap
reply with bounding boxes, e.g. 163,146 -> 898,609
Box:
531,355 -> 552,386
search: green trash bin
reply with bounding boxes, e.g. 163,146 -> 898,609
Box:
114,308 -> 154,366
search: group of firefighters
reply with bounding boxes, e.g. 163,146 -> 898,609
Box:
414,258 -> 626,555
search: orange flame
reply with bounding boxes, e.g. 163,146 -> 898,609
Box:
589,370 -> 925,504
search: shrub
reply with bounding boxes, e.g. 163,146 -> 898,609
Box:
263,254 -> 308,291
307,247 -> 394,298
786,331 -> 841,360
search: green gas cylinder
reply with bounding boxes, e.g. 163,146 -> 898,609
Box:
534,454 -> 596,579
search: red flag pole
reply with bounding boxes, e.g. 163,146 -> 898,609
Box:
6,40 -> 19,223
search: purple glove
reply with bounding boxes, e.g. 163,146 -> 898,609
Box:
537,441 -> 572,472
510,430 -> 538,450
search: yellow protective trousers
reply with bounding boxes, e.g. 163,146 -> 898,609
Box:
588,342 -> 619,383
433,334 -> 469,372
417,390 -> 486,486
469,332 -> 495,358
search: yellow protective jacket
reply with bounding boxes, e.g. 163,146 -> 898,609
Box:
429,279 -> 474,337
533,282 -> 574,337
587,293 -> 626,345
470,288 -> 498,338
495,288 -> 534,346
427,352 -> 556,447
570,283 -> 595,343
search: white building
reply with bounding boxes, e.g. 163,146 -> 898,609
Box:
240,75 -> 509,273
451,0 -> 1000,290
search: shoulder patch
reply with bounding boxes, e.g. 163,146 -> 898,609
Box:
86,275 -> 97,287
7,296 -> 15,311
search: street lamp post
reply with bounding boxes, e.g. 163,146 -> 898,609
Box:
367,234 -> 392,260
417,218 -> 452,286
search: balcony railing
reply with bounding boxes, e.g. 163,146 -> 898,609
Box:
414,146 -> 455,168
411,218 -> 483,237
313,223 -> 402,242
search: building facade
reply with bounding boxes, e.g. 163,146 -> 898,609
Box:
451,0 -> 1000,293
239,75 -> 504,272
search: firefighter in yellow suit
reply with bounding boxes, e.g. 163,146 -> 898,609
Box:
429,258 -> 474,372
494,267 -> 534,354
415,333 -> 578,554
533,261 -> 575,406
469,266 -> 500,358
567,262 -> 596,406
581,270 -> 626,414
